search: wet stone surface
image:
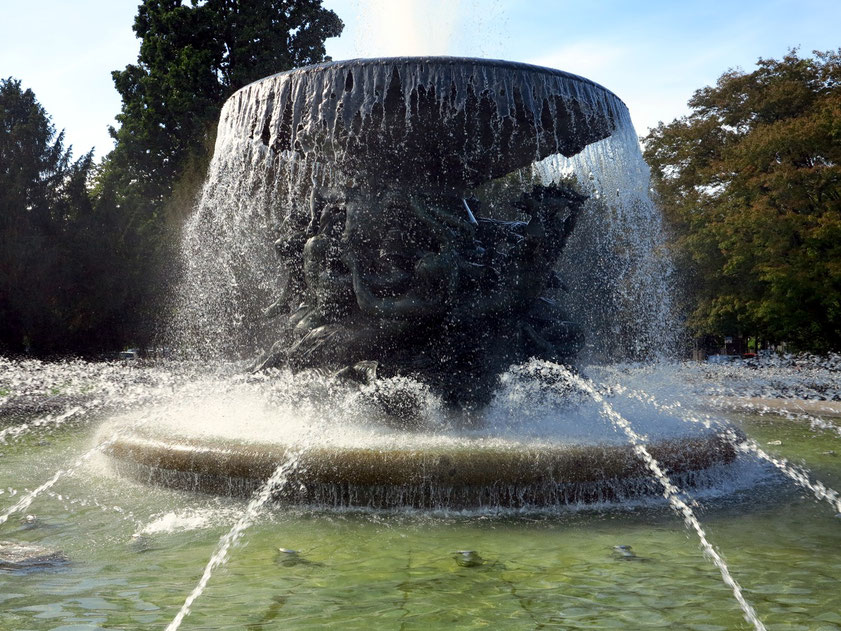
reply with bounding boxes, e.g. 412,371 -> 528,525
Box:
0,540 -> 68,573
256,180 -> 588,409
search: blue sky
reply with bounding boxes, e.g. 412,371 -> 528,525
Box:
2,0 -> 839,159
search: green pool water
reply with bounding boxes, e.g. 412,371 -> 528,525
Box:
1,412 -> 840,630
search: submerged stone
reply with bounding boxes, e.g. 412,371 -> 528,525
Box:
276,547 -> 319,567
20,514 -> 38,529
612,544 -> 648,562
454,550 -> 484,567
0,540 -> 68,572
613,544 -> 636,558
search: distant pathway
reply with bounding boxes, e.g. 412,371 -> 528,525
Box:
716,397 -> 841,418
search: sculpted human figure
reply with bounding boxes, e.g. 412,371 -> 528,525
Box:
257,177 -> 587,408
351,192 -> 478,321
297,203 -> 352,329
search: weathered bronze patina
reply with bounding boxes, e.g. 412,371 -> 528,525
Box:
246,58 -> 624,407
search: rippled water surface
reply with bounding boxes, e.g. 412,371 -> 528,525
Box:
1,358 -> 840,630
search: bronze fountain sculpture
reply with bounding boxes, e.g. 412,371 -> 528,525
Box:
246,57 -> 619,408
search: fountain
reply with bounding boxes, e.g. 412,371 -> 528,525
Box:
98,57 -> 732,509
2,58 -> 840,630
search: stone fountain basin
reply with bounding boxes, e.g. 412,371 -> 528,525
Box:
103,428 -> 736,509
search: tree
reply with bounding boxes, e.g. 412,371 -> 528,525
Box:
0,78 -> 108,354
643,50 -> 841,352
106,0 -> 344,205
1,4 -> 344,356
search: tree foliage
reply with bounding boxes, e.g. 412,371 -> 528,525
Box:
644,50 -> 841,351
106,0 -> 343,204
1,2 -> 343,356
0,78 -> 127,354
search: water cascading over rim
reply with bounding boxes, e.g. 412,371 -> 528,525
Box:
175,57 -> 671,408
233,56 -> 622,190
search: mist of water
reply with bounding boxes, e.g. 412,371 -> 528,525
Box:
355,0 -> 461,56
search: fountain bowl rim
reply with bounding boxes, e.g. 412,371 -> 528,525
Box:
236,55 -> 626,107
101,424 -> 737,508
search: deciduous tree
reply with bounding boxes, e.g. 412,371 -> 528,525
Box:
644,50 -> 841,351
106,0 -> 343,204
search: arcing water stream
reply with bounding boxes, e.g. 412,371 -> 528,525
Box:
555,365 -> 765,630
164,456 -> 302,631
610,381 -> 841,515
